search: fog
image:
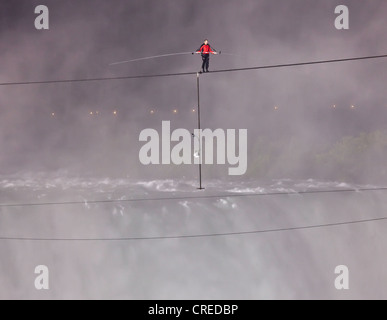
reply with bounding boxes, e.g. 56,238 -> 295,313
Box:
0,0 -> 387,299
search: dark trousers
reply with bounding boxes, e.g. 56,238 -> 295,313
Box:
201,54 -> 210,71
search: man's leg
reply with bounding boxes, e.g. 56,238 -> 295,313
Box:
201,56 -> 206,72
205,55 -> 210,72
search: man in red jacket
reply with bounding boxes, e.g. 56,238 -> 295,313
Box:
195,39 -> 218,73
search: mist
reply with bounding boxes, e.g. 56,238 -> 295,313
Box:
1,0 -> 387,299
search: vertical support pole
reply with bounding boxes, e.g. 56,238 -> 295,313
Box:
196,72 -> 204,190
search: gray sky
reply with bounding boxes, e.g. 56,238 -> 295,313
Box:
0,0 -> 386,179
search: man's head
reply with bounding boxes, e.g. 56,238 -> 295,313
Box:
204,39 -> 208,45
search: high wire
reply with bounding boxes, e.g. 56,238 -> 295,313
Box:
0,54 -> 386,87
0,186 -> 387,208
0,215 -> 386,242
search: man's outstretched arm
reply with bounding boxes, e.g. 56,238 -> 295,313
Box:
195,45 -> 203,53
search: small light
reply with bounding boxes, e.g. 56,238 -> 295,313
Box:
332,105 -> 336,109
192,108 -> 196,113
351,105 -> 355,109
90,111 -> 94,115
173,109 -> 178,114
150,110 -> 155,114
274,106 -> 279,110
51,112 -> 55,117
113,110 -> 118,115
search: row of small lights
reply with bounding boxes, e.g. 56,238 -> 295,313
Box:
273,105 -> 358,110
151,108 -> 196,114
51,110 -> 120,117
50,105 -> 359,117
50,109 -> 197,117
331,105 -> 357,109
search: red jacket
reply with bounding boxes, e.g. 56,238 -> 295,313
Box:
196,44 -> 215,55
